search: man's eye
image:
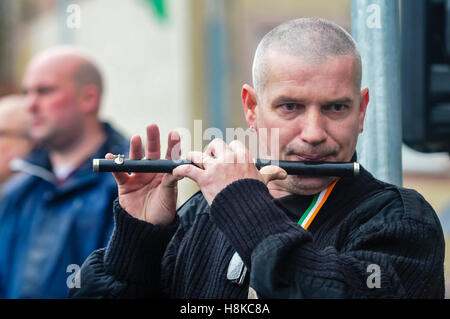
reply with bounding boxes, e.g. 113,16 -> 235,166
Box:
36,86 -> 56,95
326,104 -> 347,112
280,103 -> 298,111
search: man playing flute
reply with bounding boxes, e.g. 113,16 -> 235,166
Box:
70,17 -> 445,299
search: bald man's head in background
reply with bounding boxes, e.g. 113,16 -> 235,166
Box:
22,46 -> 104,153
0,95 -> 33,184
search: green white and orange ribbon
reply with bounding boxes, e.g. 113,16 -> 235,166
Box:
298,178 -> 340,230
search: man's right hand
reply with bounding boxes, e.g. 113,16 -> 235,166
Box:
106,124 -> 181,226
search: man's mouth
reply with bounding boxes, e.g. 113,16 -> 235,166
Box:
289,154 -> 332,162
31,117 -> 44,126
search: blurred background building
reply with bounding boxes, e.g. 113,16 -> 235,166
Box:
0,0 -> 448,297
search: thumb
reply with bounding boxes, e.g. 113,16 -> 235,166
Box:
172,162 -> 203,184
161,172 -> 183,189
259,165 -> 287,184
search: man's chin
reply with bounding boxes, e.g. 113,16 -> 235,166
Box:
29,131 -> 53,150
30,127 -> 47,140
286,175 -> 337,195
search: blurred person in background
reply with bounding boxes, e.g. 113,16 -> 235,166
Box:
0,95 -> 33,196
0,46 -> 129,298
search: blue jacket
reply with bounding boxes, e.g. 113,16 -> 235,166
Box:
0,122 -> 128,298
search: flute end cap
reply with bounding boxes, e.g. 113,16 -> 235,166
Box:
93,159 -> 99,172
354,162 -> 360,175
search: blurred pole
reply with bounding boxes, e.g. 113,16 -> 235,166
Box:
351,0 -> 403,186
204,0 -> 230,133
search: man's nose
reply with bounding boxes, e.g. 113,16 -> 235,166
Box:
25,93 -> 38,113
298,108 -> 327,146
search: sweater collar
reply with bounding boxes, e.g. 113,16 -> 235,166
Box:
273,152 -> 378,226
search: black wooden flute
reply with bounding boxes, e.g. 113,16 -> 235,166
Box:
93,156 -> 360,177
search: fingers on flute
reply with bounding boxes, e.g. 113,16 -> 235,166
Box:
145,124 -> 161,160
186,151 -> 208,169
172,151 -> 204,182
130,135 -> 143,160
228,140 -> 249,163
105,152 -> 129,185
259,165 -> 287,184
205,138 -> 228,159
165,130 -> 181,160
163,131 -> 183,185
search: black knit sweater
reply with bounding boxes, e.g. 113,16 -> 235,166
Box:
70,166 -> 445,298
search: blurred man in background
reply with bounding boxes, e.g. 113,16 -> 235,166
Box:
0,95 -> 33,196
0,46 -> 129,298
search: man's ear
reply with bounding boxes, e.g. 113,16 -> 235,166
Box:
242,84 -> 258,130
78,84 -> 100,113
358,87 -> 369,133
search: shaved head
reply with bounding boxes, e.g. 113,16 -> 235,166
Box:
252,17 -> 362,96
22,46 -> 105,151
27,46 -> 103,96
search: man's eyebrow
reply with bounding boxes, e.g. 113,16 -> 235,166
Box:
22,85 -> 57,94
273,96 -> 308,104
325,97 -> 354,105
273,96 -> 354,105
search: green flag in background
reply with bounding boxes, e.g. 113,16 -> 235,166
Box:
144,0 -> 168,21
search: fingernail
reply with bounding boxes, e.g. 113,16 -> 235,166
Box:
279,171 -> 287,179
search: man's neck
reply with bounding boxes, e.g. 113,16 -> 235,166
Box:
49,122 -> 106,171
